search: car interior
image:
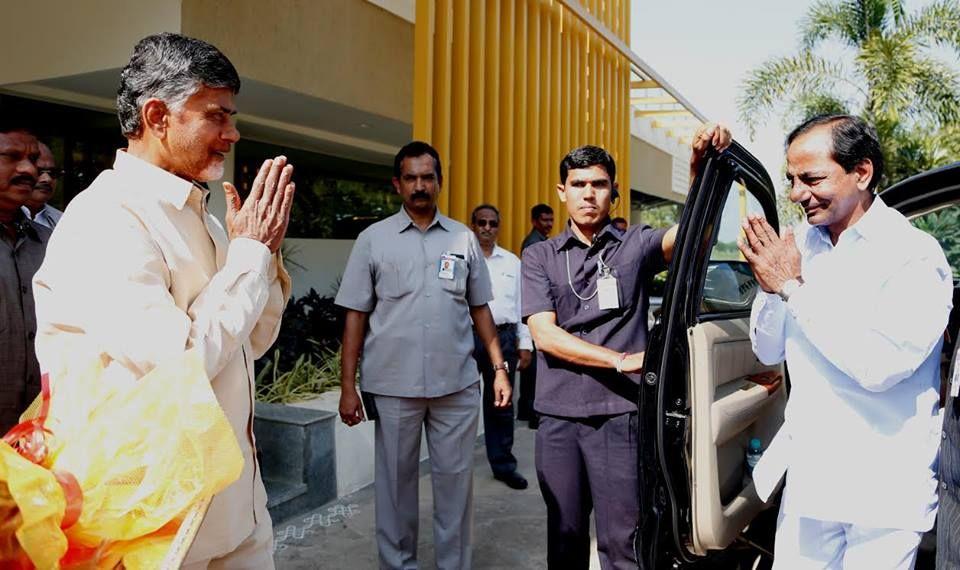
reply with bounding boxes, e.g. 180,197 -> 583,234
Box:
685,178 -> 786,556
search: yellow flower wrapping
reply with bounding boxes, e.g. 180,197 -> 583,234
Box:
1,350 -> 244,568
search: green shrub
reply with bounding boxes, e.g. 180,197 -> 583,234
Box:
256,288 -> 343,378
255,343 -> 345,404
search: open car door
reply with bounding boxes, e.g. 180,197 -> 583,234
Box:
637,143 -> 785,568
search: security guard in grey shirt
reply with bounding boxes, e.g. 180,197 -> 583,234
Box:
335,141 -> 512,570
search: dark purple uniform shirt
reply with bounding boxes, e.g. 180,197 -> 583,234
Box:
521,221 -> 668,417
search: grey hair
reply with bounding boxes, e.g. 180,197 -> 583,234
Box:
117,32 -> 240,138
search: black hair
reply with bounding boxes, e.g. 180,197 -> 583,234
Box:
786,114 -> 885,191
0,117 -> 34,136
471,204 -> 500,224
530,203 -> 553,220
559,145 -> 617,184
117,32 -> 241,138
393,141 -> 443,182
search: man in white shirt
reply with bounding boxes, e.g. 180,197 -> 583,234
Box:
470,204 -> 533,490
33,33 -> 294,568
21,142 -> 63,229
739,114 -> 952,569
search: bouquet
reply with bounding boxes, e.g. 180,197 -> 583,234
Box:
0,350 -> 243,569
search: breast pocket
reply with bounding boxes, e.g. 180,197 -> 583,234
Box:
548,280 -> 578,317
377,260 -> 418,300
499,272 -> 518,304
611,259 -> 642,311
440,259 -> 468,297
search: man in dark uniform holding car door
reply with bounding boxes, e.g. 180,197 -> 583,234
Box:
523,125 -> 731,569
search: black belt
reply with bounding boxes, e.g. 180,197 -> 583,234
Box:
496,323 -> 517,332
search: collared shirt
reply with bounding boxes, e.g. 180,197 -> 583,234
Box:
521,228 -> 548,252
33,150 -> 291,561
484,245 -> 532,351
522,221 -> 668,417
750,197 -> 952,532
21,204 -> 62,229
335,207 -> 493,398
0,216 -> 50,431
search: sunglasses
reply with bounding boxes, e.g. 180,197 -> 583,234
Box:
475,219 -> 499,228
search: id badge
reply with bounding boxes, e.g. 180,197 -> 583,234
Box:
597,275 -> 620,310
438,254 -> 457,280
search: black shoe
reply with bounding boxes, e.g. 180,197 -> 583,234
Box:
494,471 -> 529,490
528,416 -> 540,430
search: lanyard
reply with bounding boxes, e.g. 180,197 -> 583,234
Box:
565,248 -> 609,301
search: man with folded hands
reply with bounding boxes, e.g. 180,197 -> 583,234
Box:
33,33 -> 294,568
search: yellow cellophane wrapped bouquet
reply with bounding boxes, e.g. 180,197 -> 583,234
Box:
0,350 -> 243,569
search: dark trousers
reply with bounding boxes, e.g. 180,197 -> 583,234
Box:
473,326 -> 519,477
518,345 -> 537,422
938,394 -> 960,569
536,413 -> 639,570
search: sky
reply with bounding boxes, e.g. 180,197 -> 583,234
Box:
630,0 -> 957,191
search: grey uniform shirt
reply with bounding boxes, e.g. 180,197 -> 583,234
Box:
335,207 -> 493,398
0,218 -> 50,430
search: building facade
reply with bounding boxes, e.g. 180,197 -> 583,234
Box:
1,0 -> 703,298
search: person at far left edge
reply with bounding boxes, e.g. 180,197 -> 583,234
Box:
336,141 -> 512,570
0,123 -> 48,433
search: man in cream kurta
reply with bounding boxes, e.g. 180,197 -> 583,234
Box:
32,33 -> 295,568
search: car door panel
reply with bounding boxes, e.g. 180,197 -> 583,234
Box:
638,143 -> 782,568
688,319 -> 784,555
694,321 -> 783,447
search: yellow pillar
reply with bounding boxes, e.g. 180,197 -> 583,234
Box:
483,0 -> 501,235
498,1 -> 516,248
414,0 -> 633,253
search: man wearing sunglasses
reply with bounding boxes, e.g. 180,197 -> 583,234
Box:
470,204 -> 532,490
21,142 -> 63,229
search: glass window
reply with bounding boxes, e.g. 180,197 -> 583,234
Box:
700,181 -> 765,315
234,140 -> 401,239
0,94 -> 126,210
630,190 -> 682,302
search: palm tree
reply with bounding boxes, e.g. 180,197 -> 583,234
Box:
739,0 -> 960,187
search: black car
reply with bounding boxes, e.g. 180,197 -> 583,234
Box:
635,146 -> 960,569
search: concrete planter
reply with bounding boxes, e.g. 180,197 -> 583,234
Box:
258,385 -> 487,518
254,401 -> 337,522
288,390 -> 431,498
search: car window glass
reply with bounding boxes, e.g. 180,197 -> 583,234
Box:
700,180 -> 764,315
634,201 -> 683,329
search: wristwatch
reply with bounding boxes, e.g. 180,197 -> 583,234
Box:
778,278 -> 802,302
493,361 -> 510,374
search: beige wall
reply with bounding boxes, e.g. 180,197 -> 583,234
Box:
0,1 -> 181,85
181,0 -> 413,123
630,135 -> 676,202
